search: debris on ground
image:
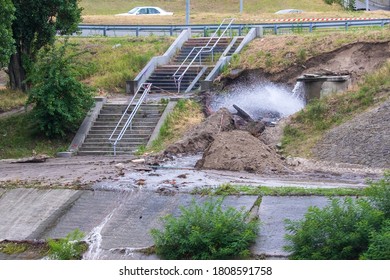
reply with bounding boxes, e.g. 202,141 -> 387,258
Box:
11,154 -> 50,163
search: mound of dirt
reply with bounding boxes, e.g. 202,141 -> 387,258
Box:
314,98 -> 390,168
164,108 -> 235,155
195,130 -> 287,174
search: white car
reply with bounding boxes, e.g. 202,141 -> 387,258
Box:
275,9 -> 304,14
115,7 -> 173,16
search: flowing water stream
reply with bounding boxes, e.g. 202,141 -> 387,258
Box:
83,209 -> 117,260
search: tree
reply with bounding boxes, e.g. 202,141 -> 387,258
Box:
27,40 -> 94,138
0,0 -> 15,67
9,0 -> 82,91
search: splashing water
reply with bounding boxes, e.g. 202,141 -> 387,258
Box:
83,210 -> 116,260
211,82 -> 305,120
292,81 -> 305,100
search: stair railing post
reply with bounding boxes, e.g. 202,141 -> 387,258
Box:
109,83 -> 151,155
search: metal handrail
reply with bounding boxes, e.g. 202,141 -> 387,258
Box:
109,83 -> 152,155
172,18 -> 235,79
199,18 -> 235,60
172,18 -> 235,92
204,18 -> 235,49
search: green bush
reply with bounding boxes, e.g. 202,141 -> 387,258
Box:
27,40 -> 94,138
48,229 -> 87,260
364,172 -> 390,218
362,220 -> 390,260
150,198 -> 259,260
284,197 -> 384,260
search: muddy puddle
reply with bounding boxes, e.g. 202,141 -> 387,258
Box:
92,154 -> 372,193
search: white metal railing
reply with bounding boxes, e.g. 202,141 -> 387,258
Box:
172,18 -> 235,93
77,19 -> 390,37
109,83 -> 152,155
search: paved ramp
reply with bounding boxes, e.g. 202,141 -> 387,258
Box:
253,196 -> 331,258
44,191 -> 257,258
0,188 -> 81,240
0,187 -> 339,259
0,188 -> 257,259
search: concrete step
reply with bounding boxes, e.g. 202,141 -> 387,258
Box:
78,98 -> 166,155
89,128 -> 154,134
81,142 -> 145,149
78,148 -> 137,154
93,120 -> 159,126
84,136 -> 150,143
77,150 -> 135,156
99,109 -> 164,115
96,113 -> 162,119
102,104 -> 165,109
148,75 -> 197,80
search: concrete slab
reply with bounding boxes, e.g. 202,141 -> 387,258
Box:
43,190 -> 129,239
100,193 -> 257,250
253,196 -> 331,258
0,188 -> 82,241
0,188 -> 6,198
42,190 -> 257,259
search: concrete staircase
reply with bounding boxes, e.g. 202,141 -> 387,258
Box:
171,37 -> 233,64
146,36 -> 243,94
77,102 -> 166,155
74,33 -> 247,156
146,65 -> 210,93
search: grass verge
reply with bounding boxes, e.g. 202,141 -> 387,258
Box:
192,183 -> 365,196
66,36 -> 173,93
0,112 -> 71,159
0,89 -> 27,113
147,99 -> 204,153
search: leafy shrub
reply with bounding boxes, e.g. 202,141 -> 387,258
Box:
27,40 -> 94,138
48,229 -> 87,260
364,171 -> 390,218
362,220 -> 390,260
284,197 -> 384,260
151,198 -> 259,260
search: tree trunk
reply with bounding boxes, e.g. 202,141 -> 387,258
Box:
8,52 -> 27,92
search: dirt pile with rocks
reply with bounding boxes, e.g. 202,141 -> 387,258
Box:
195,130 -> 287,174
163,107 -> 286,174
314,98 -> 390,168
164,108 -> 235,155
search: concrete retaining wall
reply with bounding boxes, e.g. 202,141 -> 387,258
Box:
67,97 -> 107,155
146,101 -> 177,148
297,75 -> 351,102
